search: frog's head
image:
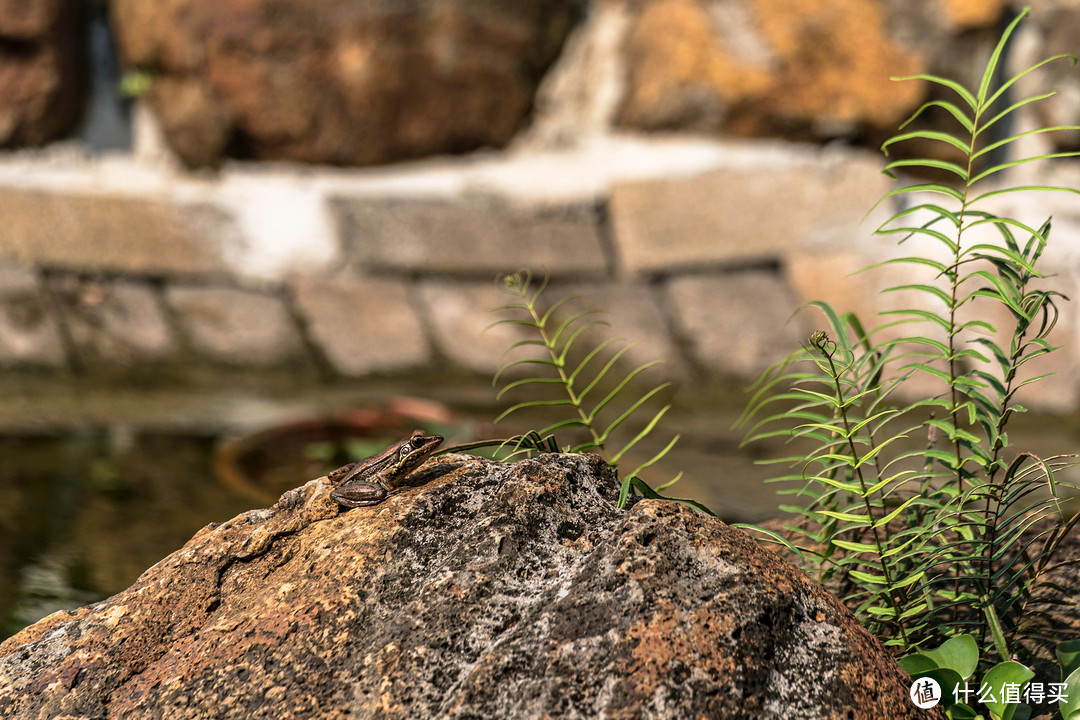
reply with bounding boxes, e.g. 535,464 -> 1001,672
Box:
390,429 -> 444,476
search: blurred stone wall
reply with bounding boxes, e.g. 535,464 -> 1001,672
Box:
0,0 -> 1079,412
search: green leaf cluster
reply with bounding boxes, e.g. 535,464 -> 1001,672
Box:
902,634 -> 1034,719
739,7 -> 1080,659
1058,639 -> 1080,720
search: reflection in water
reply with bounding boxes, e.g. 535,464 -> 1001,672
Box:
0,434 -> 254,638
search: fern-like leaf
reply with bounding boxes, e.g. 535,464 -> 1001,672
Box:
489,270 -> 696,512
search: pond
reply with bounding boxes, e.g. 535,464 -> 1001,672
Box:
0,432 -> 250,638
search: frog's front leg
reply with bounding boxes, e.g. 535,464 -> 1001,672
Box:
326,462 -> 356,483
330,478 -> 391,507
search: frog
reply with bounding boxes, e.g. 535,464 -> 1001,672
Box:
327,430 -> 444,508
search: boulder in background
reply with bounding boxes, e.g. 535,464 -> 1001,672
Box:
109,0 -> 583,168
0,0 -> 85,147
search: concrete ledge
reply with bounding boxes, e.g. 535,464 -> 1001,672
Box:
0,137 -> 1074,412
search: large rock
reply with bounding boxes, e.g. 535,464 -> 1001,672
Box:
0,0 -> 85,147
614,0 -> 1011,144
0,452 -> 925,719
109,0 -> 582,168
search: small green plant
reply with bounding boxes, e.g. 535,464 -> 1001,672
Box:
119,69 -> 154,99
739,6 -> 1080,663
903,635 -> 1080,719
1057,639 -> 1080,720
902,634 -> 1034,719
476,270 -> 710,513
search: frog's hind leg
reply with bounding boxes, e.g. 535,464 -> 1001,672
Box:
330,481 -> 388,508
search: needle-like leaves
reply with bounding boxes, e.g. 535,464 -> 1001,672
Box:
490,270 -> 691,511
737,7 -> 1080,659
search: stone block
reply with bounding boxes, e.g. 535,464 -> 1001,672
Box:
609,152 -> 891,274
418,279 -> 684,385
784,248 -> 879,327
665,270 -> 808,377
0,188 -> 232,276
331,196 -> 608,277
50,277 -> 175,364
786,247 -> 950,402
165,285 -> 306,366
292,276 -> 430,376
0,264 -> 65,367
416,280 -> 537,376
557,281 -> 686,379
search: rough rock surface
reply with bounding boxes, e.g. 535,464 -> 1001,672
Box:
614,0 -> 1010,143
0,453 -> 927,719
0,0 -> 85,146
109,0 -> 582,168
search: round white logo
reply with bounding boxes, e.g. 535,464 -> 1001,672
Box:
910,677 -> 942,709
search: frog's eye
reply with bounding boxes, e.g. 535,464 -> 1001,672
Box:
400,445 -> 412,457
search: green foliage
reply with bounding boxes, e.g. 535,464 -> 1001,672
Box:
119,69 -> 154,99
901,634 -> 1080,720
1059,639 -> 1080,720
488,270 -> 710,513
739,7 -> 1080,659
903,634 -> 1034,719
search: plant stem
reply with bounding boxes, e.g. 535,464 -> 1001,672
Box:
521,285 -> 608,459
819,345 -> 911,649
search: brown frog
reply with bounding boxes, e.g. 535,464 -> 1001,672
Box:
328,430 -> 444,508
